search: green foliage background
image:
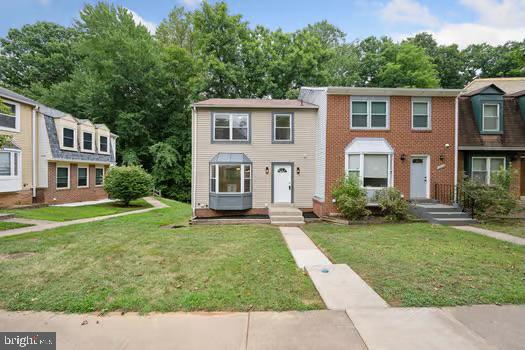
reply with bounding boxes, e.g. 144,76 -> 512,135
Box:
1,1 -> 524,201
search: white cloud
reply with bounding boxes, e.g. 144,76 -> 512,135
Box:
381,0 -> 440,27
383,0 -> 525,47
127,9 -> 157,34
181,0 -> 203,8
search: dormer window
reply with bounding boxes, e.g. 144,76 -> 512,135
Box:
99,135 -> 108,153
63,128 -> 75,148
83,132 -> 93,151
482,103 -> 500,132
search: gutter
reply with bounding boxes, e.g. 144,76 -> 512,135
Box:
453,96 -> 458,203
32,106 -> 39,198
191,105 -> 197,216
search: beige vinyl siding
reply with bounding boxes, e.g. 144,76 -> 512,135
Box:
0,100 -> 34,189
193,108 -> 316,209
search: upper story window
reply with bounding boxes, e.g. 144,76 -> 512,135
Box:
82,132 -> 93,151
412,98 -> 431,130
210,163 -> 251,193
273,113 -> 293,143
62,128 -> 75,148
99,135 -> 108,153
350,97 -> 389,130
212,113 -> 249,142
0,151 -> 19,177
471,157 -> 505,185
0,101 -> 20,132
482,103 -> 500,132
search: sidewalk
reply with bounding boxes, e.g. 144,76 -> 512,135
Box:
454,225 -> 525,246
0,197 -> 168,238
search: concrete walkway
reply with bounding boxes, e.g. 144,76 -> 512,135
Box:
278,226 -> 523,349
0,197 -> 168,238
0,310 -> 367,350
454,225 -> 525,246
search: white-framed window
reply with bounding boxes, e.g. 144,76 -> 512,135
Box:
350,97 -> 389,130
212,113 -> 249,142
95,167 -> 104,186
77,166 -> 89,188
273,113 -> 293,142
471,157 -> 505,185
0,150 -> 20,177
345,153 -> 392,188
56,165 -> 70,189
482,103 -> 500,132
99,135 -> 109,153
209,163 -> 251,193
62,127 -> 76,149
412,98 -> 431,130
82,132 -> 94,152
0,100 -> 20,132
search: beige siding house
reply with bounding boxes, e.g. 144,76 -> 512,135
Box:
192,99 -> 318,217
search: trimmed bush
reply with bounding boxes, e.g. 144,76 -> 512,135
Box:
104,166 -> 154,206
375,187 -> 408,221
332,174 -> 370,220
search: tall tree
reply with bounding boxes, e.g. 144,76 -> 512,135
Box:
0,22 -> 81,98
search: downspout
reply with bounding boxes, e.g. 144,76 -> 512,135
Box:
453,95 -> 459,204
31,107 -> 39,199
191,105 -> 197,217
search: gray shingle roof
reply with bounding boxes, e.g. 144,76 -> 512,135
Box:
0,86 -> 39,106
193,98 -> 318,109
45,116 -> 115,164
210,152 -> 252,163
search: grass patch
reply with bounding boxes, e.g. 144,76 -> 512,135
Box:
474,220 -> 524,238
0,222 -> 32,231
0,199 -> 322,313
304,222 -> 524,307
0,199 -> 151,222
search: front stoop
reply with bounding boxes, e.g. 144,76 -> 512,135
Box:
410,203 -> 476,226
269,206 -> 305,226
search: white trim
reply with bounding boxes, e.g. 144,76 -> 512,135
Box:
327,86 -> 462,97
32,107 -> 37,197
344,152 -> 393,189
350,96 -> 390,130
481,103 -> 500,132
95,166 -> 105,187
80,131 -> 95,153
77,166 -> 89,188
410,155 -> 430,199
212,113 -> 250,142
411,97 -> 432,130
454,96 -> 458,202
210,163 -> 251,194
0,100 -> 20,132
471,156 -> 506,185
273,113 -> 292,142
56,164 -> 70,190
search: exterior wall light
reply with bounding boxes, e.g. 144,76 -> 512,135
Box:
265,166 -> 269,175
296,167 -> 300,175
400,154 -> 406,161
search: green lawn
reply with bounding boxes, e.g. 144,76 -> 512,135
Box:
304,222 -> 524,307
0,199 -> 322,313
0,222 -> 32,231
474,220 -> 525,238
0,199 -> 151,222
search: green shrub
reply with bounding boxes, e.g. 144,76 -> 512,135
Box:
461,165 -> 519,219
332,174 -> 370,220
375,187 -> 409,221
104,166 -> 154,206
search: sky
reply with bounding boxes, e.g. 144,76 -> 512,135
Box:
0,0 -> 524,48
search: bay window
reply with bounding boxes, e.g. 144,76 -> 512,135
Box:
471,157 -> 505,185
212,113 -> 250,142
0,151 -> 19,177
210,164 -> 251,193
346,153 -> 392,188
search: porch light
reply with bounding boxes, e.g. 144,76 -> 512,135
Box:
400,154 -> 406,161
296,167 -> 300,175
265,166 -> 269,175
439,155 -> 445,161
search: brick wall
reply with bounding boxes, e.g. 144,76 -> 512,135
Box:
36,162 -> 109,204
322,95 -> 456,215
0,190 -> 32,208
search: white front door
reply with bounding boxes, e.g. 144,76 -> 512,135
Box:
273,164 -> 292,203
410,156 -> 428,199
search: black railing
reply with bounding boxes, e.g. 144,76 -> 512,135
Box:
433,183 -> 476,218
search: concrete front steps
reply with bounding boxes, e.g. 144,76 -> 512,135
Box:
269,205 -> 305,226
411,201 -> 476,226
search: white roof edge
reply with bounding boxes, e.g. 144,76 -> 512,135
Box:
300,86 -> 328,91
192,103 -> 318,109
458,146 -> 525,151
326,87 -> 462,97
